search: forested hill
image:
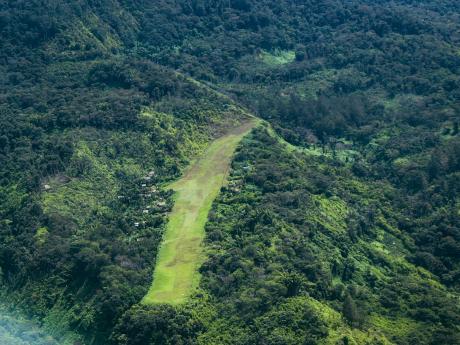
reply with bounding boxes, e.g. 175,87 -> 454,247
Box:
1,1 -> 459,345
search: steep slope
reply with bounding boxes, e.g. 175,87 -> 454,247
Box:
0,25 -> 251,342
113,126 -> 460,345
143,120 -> 258,305
0,1 -> 459,345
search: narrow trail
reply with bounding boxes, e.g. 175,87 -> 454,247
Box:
143,119 -> 259,305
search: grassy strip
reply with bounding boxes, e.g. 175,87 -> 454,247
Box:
143,120 -> 259,305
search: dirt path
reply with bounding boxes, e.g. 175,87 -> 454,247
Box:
143,120 -> 258,305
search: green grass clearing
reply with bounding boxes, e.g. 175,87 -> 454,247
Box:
143,120 -> 259,305
259,49 -> 295,66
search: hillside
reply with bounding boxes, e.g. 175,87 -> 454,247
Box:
143,120 -> 258,305
0,1 -> 459,344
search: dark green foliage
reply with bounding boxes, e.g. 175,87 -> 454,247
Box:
342,293 -> 360,326
0,0 -> 460,344
127,128 -> 456,345
0,22 -> 243,340
111,305 -> 202,345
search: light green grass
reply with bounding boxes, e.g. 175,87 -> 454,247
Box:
143,120 -> 259,305
34,227 -> 49,245
259,50 -> 295,66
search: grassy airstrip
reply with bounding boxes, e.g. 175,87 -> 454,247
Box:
143,120 -> 258,305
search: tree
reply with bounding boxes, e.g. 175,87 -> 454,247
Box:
342,293 -> 360,326
453,122 -> 459,136
295,44 -> 306,61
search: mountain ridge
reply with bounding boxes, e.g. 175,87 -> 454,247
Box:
0,1 -> 459,344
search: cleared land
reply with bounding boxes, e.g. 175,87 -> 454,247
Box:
143,120 -> 258,305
